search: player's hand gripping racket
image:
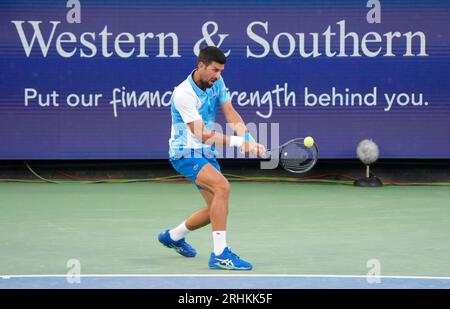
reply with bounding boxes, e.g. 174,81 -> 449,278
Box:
262,137 -> 319,173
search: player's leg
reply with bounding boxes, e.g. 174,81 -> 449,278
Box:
158,188 -> 211,256
157,156 -> 212,258
194,163 -> 230,231
185,188 -> 213,230
158,167 -> 217,258
170,189 -> 213,237
195,163 -> 253,271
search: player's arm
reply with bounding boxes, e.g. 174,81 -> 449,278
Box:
173,91 -> 247,150
213,78 -> 264,155
187,119 -> 262,156
187,119 -> 240,147
221,101 -> 247,137
221,101 -> 266,156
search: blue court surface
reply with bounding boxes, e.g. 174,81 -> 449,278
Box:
1,275 -> 450,289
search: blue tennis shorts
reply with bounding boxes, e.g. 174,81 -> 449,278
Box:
170,152 -> 221,190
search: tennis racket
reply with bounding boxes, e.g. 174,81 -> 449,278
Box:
263,138 -> 319,173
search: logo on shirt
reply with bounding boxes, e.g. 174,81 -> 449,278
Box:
193,164 -> 199,171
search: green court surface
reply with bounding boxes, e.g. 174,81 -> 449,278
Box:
1,182 -> 449,277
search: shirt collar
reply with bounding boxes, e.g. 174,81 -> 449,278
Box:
188,69 -> 206,97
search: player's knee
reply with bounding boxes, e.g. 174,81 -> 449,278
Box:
213,180 -> 230,197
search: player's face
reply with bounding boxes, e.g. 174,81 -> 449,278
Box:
198,61 -> 224,88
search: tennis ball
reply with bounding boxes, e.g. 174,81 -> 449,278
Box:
304,136 -> 314,148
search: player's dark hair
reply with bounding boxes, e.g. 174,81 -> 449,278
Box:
197,46 -> 227,66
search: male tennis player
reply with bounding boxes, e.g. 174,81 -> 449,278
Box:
158,46 -> 265,270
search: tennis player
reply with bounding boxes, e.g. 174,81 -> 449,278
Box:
158,46 -> 265,270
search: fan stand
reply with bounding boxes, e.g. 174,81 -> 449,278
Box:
354,165 -> 383,187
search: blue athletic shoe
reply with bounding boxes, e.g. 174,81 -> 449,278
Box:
158,229 -> 196,257
208,247 -> 253,270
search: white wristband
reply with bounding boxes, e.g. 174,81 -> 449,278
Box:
229,136 -> 244,147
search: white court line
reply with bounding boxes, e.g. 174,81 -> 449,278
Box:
1,274 -> 450,280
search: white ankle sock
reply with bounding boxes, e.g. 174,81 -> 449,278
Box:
212,231 -> 227,255
169,221 -> 190,241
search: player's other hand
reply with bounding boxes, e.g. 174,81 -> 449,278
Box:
242,141 -> 266,158
255,143 -> 266,158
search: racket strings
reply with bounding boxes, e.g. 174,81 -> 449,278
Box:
279,142 -> 317,173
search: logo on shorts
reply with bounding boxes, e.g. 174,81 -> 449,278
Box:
193,164 -> 199,171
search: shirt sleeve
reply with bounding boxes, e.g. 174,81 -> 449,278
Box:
173,91 -> 202,124
217,77 -> 231,105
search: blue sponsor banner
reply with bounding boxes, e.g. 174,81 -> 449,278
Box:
0,0 -> 449,159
